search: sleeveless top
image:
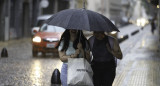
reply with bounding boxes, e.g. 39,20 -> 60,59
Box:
90,36 -> 114,62
58,40 -> 88,63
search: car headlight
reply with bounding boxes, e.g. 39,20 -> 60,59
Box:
110,31 -> 117,35
32,36 -> 41,43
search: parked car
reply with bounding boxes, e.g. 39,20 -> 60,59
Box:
32,24 -> 65,57
32,15 -> 52,36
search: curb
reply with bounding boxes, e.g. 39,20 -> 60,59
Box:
131,30 -> 139,36
118,27 -> 141,43
118,35 -> 129,43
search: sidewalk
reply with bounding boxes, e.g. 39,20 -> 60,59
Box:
0,38 -> 31,48
118,24 -> 141,38
113,25 -> 160,86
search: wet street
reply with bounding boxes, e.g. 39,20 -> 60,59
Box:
0,39 -> 62,86
0,24 -> 159,86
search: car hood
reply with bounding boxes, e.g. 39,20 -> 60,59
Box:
35,32 -> 63,40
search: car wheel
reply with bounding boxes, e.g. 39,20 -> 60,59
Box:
32,49 -> 38,57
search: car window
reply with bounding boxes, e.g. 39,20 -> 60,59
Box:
51,26 -> 65,32
36,20 -> 45,27
40,24 -> 65,32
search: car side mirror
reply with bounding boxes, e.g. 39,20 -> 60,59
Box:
33,30 -> 38,33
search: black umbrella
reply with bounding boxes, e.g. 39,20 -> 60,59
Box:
45,8 -> 119,32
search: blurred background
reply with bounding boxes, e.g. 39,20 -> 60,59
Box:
0,0 -> 159,41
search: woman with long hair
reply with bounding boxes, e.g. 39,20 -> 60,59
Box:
56,29 -> 90,86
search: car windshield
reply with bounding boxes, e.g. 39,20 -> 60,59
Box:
40,24 -> 65,32
36,20 -> 45,27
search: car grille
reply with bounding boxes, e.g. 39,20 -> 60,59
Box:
43,39 -> 58,42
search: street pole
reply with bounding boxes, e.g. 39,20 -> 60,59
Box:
4,0 -> 10,41
159,0 -> 160,49
0,0 -> 5,41
0,0 -> 10,41
83,0 -> 85,9
159,0 -> 160,41
54,0 -> 58,13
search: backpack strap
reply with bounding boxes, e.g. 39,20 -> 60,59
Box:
107,35 -> 114,50
88,36 -> 95,50
89,35 -> 114,50
107,35 -> 118,66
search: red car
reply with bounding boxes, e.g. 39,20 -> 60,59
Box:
32,24 -> 65,57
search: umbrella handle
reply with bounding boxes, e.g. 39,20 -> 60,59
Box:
83,0 -> 86,9
79,31 -> 81,43
78,31 -> 81,58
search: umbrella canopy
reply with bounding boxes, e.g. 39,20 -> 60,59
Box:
45,9 -> 119,32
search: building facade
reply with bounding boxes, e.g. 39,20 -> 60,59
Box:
0,0 -> 35,41
87,0 -> 122,26
0,0 -> 69,41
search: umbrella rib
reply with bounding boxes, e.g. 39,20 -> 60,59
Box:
65,10 -> 77,29
84,10 -> 90,31
45,14 -> 57,24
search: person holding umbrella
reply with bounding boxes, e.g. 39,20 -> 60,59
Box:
89,31 -> 122,86
45,6 -> 122,86
56,29 -> 90,86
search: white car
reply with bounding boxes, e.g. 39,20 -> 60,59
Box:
32,15 -> 52,36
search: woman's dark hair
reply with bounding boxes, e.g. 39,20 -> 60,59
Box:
56,29 -> 89,51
